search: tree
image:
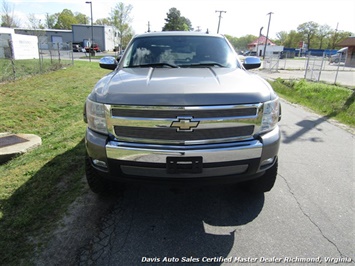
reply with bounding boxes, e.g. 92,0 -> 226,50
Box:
45,13 -> 58,29
316,24 -> 331,49
329,30 -> 353,49
297,21 -> 319,49
95,18 -> 111,25
224,34 -> 238,49
162,7 -> 192,31
54,9 -> 77,29
110,2 -> 134,50
27,13 -> 45,29
74,12 -> 88,25
225,34 -> 257,52
281,30 -> 302,48
46,9 -> 88,29
275,31 -> 288,46
1,0 -> 19,27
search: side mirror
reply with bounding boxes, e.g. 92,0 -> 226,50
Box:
243,56 -> 261,70
99,56 -> 118,70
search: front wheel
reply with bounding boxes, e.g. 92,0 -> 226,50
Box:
241,159 -> 278,193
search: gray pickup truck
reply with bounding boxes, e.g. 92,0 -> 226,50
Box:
84,31 -> 281,194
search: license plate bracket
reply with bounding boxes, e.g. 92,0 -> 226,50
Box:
166,156 -> 203,174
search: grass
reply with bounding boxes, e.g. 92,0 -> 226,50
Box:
0,58 -> 73,82
270,78 -> 355,127
0,63 -> 354,265
0,61 -> 107,265
79,54 -> 115,60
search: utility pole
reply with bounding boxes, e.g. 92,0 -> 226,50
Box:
215,10 -> 226,34
263,12 -> 273,60
85,1 -> 94,62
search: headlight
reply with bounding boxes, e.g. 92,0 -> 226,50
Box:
86,99 -> 108,134
260,98 -> 280,133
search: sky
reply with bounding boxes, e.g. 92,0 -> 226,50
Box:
5,0 -> 355,39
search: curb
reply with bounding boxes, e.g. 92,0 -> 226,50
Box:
0,133 -> 42,164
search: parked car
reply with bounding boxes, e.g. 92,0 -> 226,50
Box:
243,50 -> 257,56
329,47 -> 348,63
83,31 -> 281,194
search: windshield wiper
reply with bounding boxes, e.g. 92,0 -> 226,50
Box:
129,63 -> 179,68
181,62 -> 225,68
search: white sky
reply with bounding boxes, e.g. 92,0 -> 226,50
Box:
6,0 -> 355,39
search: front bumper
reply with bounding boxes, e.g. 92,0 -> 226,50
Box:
85,126 -> 280,183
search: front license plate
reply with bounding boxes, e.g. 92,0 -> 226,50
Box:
166,156 -> 203,174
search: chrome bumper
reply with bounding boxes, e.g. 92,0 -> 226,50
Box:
86,126 -> 280,179
105,139 -> 262,178
106,140 -> 262,163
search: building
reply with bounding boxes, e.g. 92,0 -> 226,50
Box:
15,28 -> 72,50
71,24 -> 118,52
337,36 -> 355,67
15,25 -> 118,52
247,35 -> 283,57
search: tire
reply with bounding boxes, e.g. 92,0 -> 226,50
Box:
85,156 -> 123,194
241,159 -> 278,193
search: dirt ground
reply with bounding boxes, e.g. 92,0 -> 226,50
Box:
33,184 -> 119,265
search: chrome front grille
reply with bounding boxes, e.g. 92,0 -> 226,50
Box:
105,104 -> 263,145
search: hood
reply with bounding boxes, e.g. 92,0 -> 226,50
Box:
90,67 -> 274,105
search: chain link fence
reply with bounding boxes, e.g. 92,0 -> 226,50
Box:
1,39 -> 74,83
262,51 -> 354,86
263,54 -> 281,72
303,52 -> 349,85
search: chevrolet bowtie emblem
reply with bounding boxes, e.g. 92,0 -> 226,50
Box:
170,118 -> 199,131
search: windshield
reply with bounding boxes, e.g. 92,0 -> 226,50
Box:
122,35 -> 240,68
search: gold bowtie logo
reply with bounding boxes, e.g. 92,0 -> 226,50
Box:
170,118 -> 199,131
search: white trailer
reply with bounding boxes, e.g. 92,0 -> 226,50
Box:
0,27 -> 39,59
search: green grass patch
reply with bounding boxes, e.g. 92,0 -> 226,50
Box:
271,78 -> 355,127
0,61 -> 108,265
79,54 -> 113,60
0,58 -> 73,82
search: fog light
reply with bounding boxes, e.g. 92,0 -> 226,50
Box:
93,159 -> 107,168
260,157 -> 274,168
